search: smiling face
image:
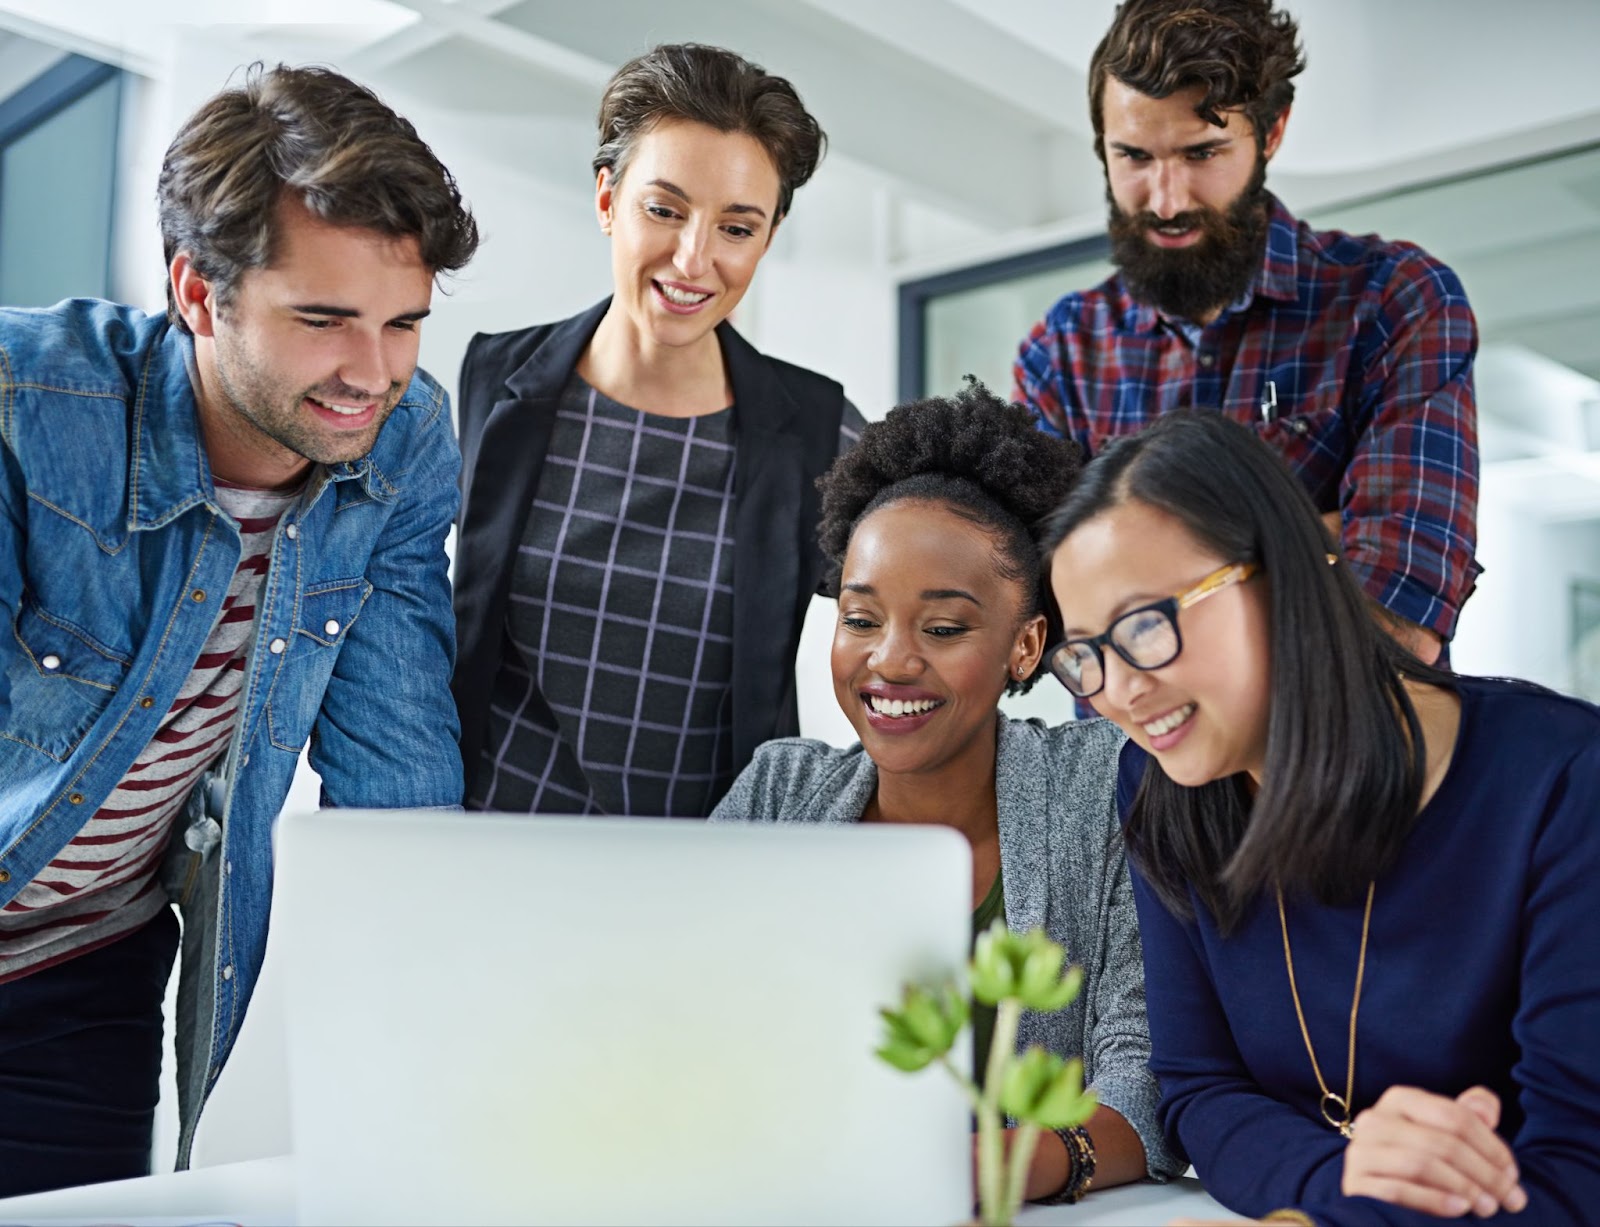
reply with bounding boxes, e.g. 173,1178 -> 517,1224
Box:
176,193 -> 433,490
1100,78 -> 1285,321
597,118 -> 781,355
1048,498 -> 1273,786
832,499 -> 1045,782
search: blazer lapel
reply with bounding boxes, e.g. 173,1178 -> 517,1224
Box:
453,300 -> 608,778
722,323 -> 808,770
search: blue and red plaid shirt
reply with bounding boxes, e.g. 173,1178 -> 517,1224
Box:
1015,193 -> 1481,640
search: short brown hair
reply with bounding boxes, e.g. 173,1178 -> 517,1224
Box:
158,63 -> 479,331
1088,0 -> 1306,161
592,43 -> 825,222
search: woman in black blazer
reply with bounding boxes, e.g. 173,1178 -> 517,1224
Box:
452,43 -> 863,817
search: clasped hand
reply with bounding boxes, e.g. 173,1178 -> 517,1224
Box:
1342,1085 -> 1527,1217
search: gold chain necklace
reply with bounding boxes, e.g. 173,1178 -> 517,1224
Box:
1275,881 -> 1375,1138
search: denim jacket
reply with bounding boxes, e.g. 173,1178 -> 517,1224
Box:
0,299 -> 464,1165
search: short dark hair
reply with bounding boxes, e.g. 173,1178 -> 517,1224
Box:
157,63 -> 479,332
1088,0 -> 1306,161
818,381 -> 1082,696
1040,413 -> 1451,930
592,43 -> 825,222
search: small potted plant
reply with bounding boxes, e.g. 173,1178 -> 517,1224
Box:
876,921 -> 1097,1227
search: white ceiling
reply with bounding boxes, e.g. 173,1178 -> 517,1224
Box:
5,0 -> 1599,234
4,0 -> 1598,388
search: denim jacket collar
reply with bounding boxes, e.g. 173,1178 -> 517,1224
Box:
129,325 -> 398,532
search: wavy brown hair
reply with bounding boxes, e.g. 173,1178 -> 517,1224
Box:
1088,0 -> 1306,160
593,43 -> 825,223
158,63 -> 478,331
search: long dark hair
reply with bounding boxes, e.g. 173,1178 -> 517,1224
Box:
1040,413 -> 1451,931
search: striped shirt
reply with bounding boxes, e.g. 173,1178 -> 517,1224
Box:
1014,193 -> 1481,640
0,481 -> 294,983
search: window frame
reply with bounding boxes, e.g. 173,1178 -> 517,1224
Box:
0,52 -> 123,303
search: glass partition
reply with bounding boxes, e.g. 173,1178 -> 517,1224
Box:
0,55 -> 121,308
900,142 -> 1600,700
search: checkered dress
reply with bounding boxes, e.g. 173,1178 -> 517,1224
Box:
472,375 -> 740,817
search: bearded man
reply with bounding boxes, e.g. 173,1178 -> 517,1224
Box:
1015,0 -> 1479,664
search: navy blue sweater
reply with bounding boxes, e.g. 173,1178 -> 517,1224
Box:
1120,677 -> 1600,1225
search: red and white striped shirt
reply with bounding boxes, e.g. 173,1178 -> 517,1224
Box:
0,482 -> 296,983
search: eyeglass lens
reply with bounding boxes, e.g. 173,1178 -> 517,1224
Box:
1051,605 -> 1182,697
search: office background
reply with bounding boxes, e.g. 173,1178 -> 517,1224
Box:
2,0 -> 1599,1168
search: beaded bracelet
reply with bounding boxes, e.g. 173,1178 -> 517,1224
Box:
1037,1125 -> 1096,1205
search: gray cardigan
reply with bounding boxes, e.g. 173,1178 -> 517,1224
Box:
710,715 -> 1181,1180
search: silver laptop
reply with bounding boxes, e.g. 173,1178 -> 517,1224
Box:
276,811 -> 972,1226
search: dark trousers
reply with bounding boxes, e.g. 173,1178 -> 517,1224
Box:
0,906 -> 179,1198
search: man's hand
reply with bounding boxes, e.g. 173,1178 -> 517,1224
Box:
1342,1085 -> 1526,1217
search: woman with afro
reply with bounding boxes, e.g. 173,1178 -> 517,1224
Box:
711,382 -> 1180,1201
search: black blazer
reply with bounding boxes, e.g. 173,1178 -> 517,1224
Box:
451,298 -> 847,806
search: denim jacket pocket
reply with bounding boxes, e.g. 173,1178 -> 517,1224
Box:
5,600 -> 131,762
265,577 -> 374,753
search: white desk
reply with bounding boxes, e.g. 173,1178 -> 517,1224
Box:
0,1157 -> 1227,1225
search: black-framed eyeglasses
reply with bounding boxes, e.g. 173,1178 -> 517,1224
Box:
1045,562 -> 1260,699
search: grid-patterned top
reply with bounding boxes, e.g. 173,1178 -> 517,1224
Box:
473,375 -> 740,817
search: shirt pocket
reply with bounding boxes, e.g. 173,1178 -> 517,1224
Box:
5,600 -> 131,762
265,578 -> 374,754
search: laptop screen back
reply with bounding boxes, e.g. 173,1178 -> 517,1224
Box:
277,811 -> 972,1226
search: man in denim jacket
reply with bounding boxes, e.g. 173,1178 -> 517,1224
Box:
0,65 -> 477,1195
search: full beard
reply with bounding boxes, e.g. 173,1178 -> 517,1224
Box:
1107,163 -> 1271,323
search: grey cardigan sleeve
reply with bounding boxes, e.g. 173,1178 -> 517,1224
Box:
708,737 -> 868,824
1084,831 -> 1186,1180
709,742 -> 788,823
1021,718 -> 1183,1181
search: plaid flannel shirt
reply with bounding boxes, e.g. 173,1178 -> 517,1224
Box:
1014,194 -> 1481,640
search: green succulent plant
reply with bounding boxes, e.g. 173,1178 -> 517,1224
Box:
876,920 -> 1098,1227
877,981 -> 970,1073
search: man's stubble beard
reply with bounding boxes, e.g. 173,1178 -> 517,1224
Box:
213,332 -> 401,471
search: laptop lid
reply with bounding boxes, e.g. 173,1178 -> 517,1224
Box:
277,811 -> 972,1226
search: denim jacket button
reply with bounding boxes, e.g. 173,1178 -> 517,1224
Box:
285,523 -> 298,540
269,637 -> 287,655
41,653 -> 61,670
323,619 -> 340,636
222,964 -> 233,981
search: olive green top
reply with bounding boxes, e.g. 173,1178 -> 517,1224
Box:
971,871 -> 1005,1085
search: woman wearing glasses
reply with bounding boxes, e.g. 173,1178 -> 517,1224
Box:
711,383 -> 1183,1203
451,44 -> 862,817
1043,411 -> 1600,1225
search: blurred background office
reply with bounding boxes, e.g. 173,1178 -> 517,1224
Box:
2,0 -> 1598,1166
